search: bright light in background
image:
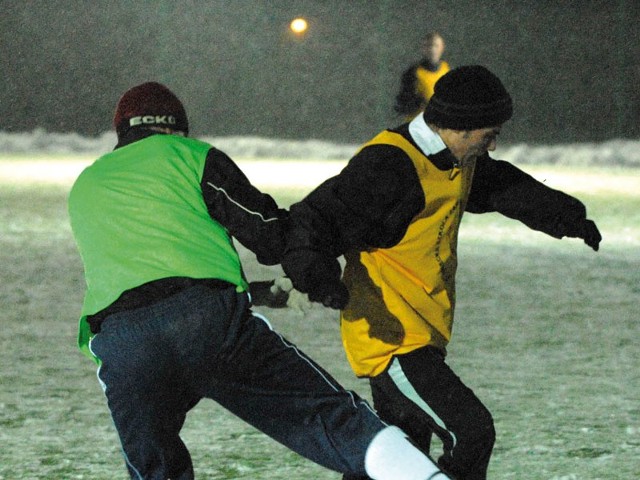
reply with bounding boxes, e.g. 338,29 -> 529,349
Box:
289,17 -> 308,35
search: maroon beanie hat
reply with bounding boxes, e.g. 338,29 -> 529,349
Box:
113,82 -> 189,137
424,65 -> 513,130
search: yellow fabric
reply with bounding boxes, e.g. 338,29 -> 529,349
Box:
416,61 -> 450,103
404,61 -> 450,121
340,130 -> 475,377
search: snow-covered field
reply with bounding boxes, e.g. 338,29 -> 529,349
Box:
2,128 -> 640,167
0,133 -> 638,479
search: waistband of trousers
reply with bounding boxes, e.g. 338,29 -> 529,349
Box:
87,277 -> 235,334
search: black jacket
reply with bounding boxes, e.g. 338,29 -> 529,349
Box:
394,59 -> 444,115
282,124 -> 601,304
88,130 -> 288,332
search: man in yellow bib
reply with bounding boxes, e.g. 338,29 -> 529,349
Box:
282,66 -> 601,479
394,32 -> 451,120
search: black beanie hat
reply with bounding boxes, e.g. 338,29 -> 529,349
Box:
424,65 -> 513,130
113,82 -> 189,137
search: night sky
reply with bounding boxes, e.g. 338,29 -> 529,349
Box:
2,0 -> 639,143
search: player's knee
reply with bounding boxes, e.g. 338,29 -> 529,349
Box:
464,406 -> 495,452
474,408 -> 496,446
477,417 -> 496,455
478,408 -> 496,448
439,410 -> 495,479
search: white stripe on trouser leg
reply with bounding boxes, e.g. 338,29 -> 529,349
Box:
251,312 -> 378,415
89,336 -> 145,480
88,336 -> 107,393
365,426 -> 449,480
388,357 -> 458,449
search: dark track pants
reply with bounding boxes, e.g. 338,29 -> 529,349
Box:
89,284 -> 384,479
370,346 -> 495,480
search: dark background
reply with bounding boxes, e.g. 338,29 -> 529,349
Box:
2,0 -> 639,144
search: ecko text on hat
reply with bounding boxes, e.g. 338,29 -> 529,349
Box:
129,115 -> 178,128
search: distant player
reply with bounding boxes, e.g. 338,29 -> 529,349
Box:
282,66 -> 601,479
68,82 -> 450,480
395,32 -> 450,120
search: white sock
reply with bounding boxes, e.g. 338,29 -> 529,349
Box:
364,426 -> 450,480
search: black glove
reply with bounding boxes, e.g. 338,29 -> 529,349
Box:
307,280 -> 350,310
248,280 -> 289,308
282,249 -> 349,309
555,216 -> 602,251
576,218 -> 602,251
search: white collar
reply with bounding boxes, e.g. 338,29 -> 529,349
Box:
408,114 -> 447,156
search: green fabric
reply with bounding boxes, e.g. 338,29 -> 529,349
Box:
68,135 -> 248,362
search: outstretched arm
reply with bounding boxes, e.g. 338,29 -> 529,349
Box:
282,145 -> 424,308
201,148 -> 289,265
467,154 -> 601,250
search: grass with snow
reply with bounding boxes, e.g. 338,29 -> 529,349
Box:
0,156 -> 638,479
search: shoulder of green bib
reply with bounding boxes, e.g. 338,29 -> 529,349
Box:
167,134 -> 213,153
165,135 -> 215,181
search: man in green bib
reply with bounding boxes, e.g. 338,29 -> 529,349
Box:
68,82 -> 450,480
